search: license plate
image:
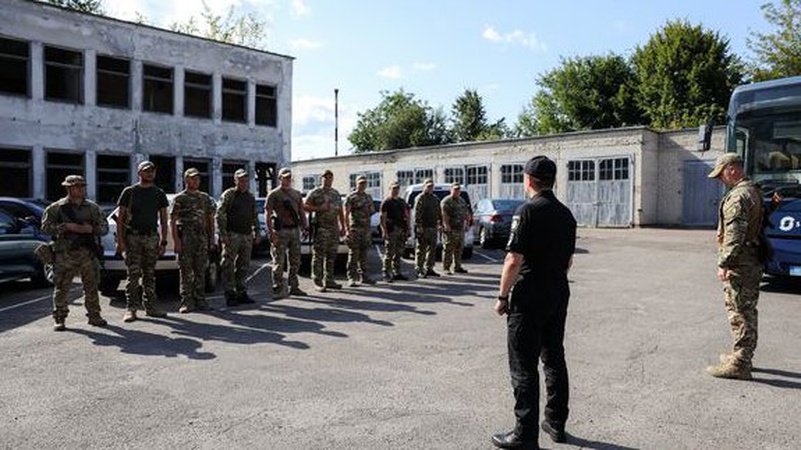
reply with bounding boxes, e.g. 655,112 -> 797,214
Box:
790,266 -> 801,277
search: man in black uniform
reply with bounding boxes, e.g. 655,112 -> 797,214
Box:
491,156 -> 577,450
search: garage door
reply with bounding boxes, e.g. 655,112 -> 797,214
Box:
566,157 -> 632,227
682,159 -> 722,226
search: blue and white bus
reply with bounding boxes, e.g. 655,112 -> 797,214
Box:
718,76 -> 801,277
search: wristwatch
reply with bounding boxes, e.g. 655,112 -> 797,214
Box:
497,295 -> 509,301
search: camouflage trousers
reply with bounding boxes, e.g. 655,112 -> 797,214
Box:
415,227 -> 438,274
312,225 -> 339,285
346,226 -> 372,282
722,264 -> 762,365
124,233 -> 159,312
222,232 -> 253,294
442,228 -> 465,272
51,247 -> 101,321
178,232 -> 209,309
382,229 -> 404,276
272,228 -> 301,290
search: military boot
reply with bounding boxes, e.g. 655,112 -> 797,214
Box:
325,281 -> 343,289
225,291 -> 239,307
145,304 -> 167,318
53,319 -> 66,332
706,361 -> 752,380
122,310 -> 137,323
87,314 -> 107,327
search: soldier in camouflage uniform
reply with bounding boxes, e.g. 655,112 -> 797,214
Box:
345,175 -> 376,287
41,175 -> 109,331
217,168 -> 260,306
304,169 -> 345,292
414,179 -> 442,278
706,154 -> 764,380
171,168 -> 217,313
380,181 -> 409,282
266,167 -> 308,298
441,182 -> 472,275
117,160 -> 170,322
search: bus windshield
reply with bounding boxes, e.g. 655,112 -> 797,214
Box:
727,109 -> 801,198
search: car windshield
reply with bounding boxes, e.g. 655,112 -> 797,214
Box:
492,199 -> 525,212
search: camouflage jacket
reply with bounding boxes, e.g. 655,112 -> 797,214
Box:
171,190 -> 216,238
415,192 -> 441,228
441,194 -> 469,229
717,178 -> 763,268
306,186 -> 342,229
41,197 -> 107,253
345,191 -> 374,228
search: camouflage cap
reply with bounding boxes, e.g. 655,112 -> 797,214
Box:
390,181 -> 400,188
451,182 -> 461,189
356,175 -> 367,183
708,153 -> 743,178
234,168 -> 248,179
322,169 -> 334,178
278,167 -> 292,178
137,160 -> 155,172
423,178 -> 434,187
61,175 -> 86,186
184,167 -> 200,178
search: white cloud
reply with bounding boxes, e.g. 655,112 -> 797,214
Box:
289,38 -> 322,51
377,66 -> 402,79
291,0 -> 311,17
292,95 -> 359,161
482,25 -> 547,52
104,0 -> 274,29
294,94 -> 334,126
412,62 -> 437,71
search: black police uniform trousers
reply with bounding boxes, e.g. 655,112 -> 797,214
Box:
507,277 -> 570,439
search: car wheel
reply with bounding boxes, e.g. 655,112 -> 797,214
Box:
32,263 -> 54,287
479,227 -> 492,249
205,259 -> 220,293
99,274 -> 121,295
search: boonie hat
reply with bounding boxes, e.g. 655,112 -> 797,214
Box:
525,156 -> 557,182
234,168 -> 248,179
184,167 -> 200,178
708,153 -> 743,178
61,175 -> 86,186
278,167 -> 292,178
137,160 -> 155,172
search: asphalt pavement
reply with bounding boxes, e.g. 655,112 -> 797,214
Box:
1,229 -> 800,449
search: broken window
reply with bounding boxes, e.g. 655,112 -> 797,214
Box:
222,77 -> 247,122
0,36 -> 29,97
96,154 -> 130,204
143,64 -> 173,114
45,46 -> 83,103
96,55 -> 129,108
0,148 -> 32,197
148,155 -> 176,192
46,151 -> 84,201
183,158 -> 211,193
184,70 -> 211,118
255,84 -> 277,127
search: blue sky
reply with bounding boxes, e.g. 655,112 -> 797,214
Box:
103,0 -> 773,162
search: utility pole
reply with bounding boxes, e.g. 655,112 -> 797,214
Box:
334,88 -> 339,157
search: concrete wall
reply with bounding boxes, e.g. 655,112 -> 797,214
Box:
290,127 -> 727,227
0,0 -> 293,199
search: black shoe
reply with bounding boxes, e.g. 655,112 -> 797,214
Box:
383,273 -> 394,283
454,267 -> 468,274
237,292 -> 255,304
225,291 -> 239,307
491,430 -> 538,449
272,284 -> 283,293
361,278 -> 377,285
196,302 -> 214,311
417,270 -> 427,279
540,421 -> 566,443
393,274 -> 409,281
425,270 -> 441,277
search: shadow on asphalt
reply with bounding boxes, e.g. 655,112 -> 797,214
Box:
752,367 -> 801,390
760,277 -> 801,294
562,434 -> 639,450
70,324 -> 217,360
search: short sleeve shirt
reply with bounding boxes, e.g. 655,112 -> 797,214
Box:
118,184 -> 169,233
345,191 -> 374,228
306,186 -> 342,228
267,187 -> 303,228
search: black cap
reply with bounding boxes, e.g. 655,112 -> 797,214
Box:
525,156 -> 556,182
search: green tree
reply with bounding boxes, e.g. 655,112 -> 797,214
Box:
349,89 -> 449,152
515,54 -> 642,135
748,0 -> 801,81
170,0 -> 268,49
450,89 -> 489,142
633,20 -> 743,129
46,0 -> 104,14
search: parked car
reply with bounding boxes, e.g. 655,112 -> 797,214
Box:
0,207 -> 53,286
370,199 -> 382,241
99,194 -> 220,295
0,197 -> 50,240
402,183 -> 474,260
253,197 -> 272,255
472,198 -> 525,249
